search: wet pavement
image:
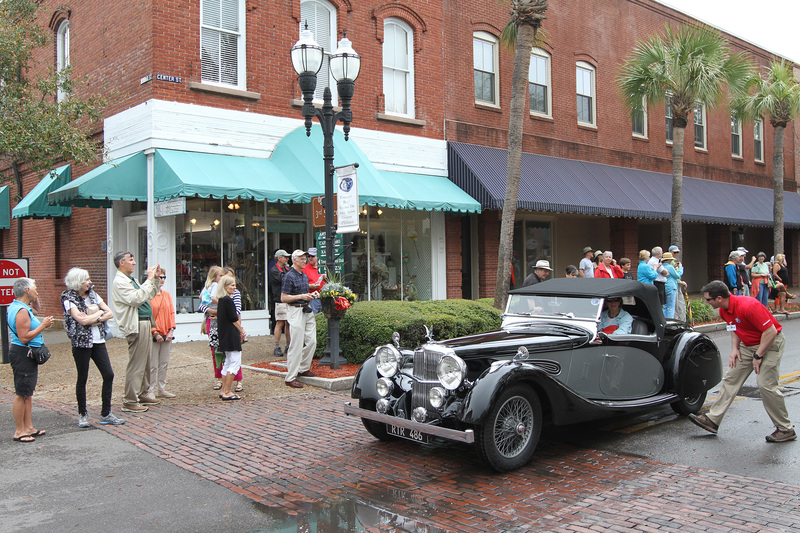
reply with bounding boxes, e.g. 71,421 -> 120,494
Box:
4,387 -> 799,532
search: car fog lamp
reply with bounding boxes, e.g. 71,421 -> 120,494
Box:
375,345 -> 402,377
376,398 -> 390,414
437,354 -> 467,390
428,387 -> 446,409
412,406 -> 427,423
376,377 -> 394,397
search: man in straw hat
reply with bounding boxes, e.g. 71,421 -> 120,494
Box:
523,260 -> 552,287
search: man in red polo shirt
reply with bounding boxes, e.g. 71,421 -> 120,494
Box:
303,248 -> 326,314
689,280 -> 795,442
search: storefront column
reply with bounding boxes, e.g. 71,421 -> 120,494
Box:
707,225 -> 729,282
145,149 -> 176,296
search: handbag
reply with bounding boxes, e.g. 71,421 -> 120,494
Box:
28,345 -> 51,365
104,322 -> 114,341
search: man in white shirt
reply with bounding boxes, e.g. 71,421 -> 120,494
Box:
648,246 -> 669,306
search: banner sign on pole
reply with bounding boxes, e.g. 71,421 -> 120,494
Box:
335,164 -> 359,234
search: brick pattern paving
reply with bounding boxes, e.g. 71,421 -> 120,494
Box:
28,392 -> 800,531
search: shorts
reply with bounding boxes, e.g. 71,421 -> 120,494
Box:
9,343 -> 38,397
275,303 -> 289,321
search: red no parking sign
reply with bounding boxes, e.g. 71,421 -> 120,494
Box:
0,259 -> 29,306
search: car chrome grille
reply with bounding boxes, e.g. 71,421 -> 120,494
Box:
411,346 -> 444,417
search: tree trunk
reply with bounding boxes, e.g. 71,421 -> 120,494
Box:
773,125 -> 785,256
12,160 -> 23,258
494,23 -> 536,310
669,125 -> 685,255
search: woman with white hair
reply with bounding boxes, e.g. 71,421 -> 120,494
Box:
61,268 -> 124,428
8,278 -> 54,442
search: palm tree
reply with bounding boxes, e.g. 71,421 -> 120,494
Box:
494,0 -> 548,310
732,60 -> 800,256
617,24 -> 752,253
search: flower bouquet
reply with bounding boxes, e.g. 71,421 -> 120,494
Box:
319,280 -> 357,320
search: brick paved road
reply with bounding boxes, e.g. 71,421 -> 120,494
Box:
41,391 -> 800,532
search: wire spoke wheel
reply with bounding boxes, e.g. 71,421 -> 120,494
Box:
476,384 -> 542,472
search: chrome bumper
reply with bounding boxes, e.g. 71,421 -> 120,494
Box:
343,402 -> 475,444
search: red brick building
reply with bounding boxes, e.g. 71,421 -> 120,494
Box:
2,0 -> 797,338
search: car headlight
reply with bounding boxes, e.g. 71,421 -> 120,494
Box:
437,354 -> 466,390
376,377 -> 394,397
428,386 -> 446,409
375,345 -> 402,377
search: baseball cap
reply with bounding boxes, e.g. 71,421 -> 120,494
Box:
291,249 -> 308,262
307,247 -> 317,256
274,249 -> 290,258
668,245 -> 680,253
737,246 -> 749,253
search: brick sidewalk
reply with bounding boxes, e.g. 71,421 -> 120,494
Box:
35,392 -> 800,532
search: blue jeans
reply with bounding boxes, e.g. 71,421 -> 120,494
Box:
757,283 -> 769,307
664,289 -> 676,319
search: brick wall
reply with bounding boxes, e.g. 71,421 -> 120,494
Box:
444,215 -> 462,299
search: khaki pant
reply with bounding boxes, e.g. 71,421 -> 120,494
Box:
285,306 -> 316,382
147,340 -> 172,395
124,320 -> 153,405
707,332 -> 792,431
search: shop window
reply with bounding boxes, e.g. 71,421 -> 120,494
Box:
383,18 -> 414,117
512,219 -> 552,285
175,198 -> 266,313
350,208 -> 432,302
200,0 -> 246,88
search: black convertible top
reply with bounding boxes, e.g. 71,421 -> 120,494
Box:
510,278 -> 668,334
511,278 -> 657,300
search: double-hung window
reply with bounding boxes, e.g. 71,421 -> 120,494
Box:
731,115 -> 742,157
300,0 -> 337,102
473,32 -> 498,106
56,19 -> 70,102
694,103 -> 706,150
200,0 -> 246,88
632,98 -> 647,138
383,18 -> 414,117
754,119 -> 764,162
529,48 -> 550,117
576,62 -> 595,126
665,96 -> 673,143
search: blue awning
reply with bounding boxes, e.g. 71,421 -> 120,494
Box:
0,186 -> 10,229
48,152 -> 147,208
13,165 -> 72,219
448,141 -> 800,227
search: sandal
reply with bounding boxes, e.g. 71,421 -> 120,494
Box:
220,394 -> 242,401
213,382 -> 222,390
13,435 -> 35,443
235,382 -> 243,393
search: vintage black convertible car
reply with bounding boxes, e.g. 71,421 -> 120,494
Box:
344,279 -> 722,471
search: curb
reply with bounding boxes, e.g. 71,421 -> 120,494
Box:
692,310 -> 800,333
242,364 -> 354,391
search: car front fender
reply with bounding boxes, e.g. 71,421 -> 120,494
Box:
460,362 -> 557,426
669,332 -> 722,397
351,356 -> 380,402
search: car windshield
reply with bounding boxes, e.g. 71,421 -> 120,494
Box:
505,294 -> 603,321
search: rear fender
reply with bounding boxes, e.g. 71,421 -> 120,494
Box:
669,332 -> 722,397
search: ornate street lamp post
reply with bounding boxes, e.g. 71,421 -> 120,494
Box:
291,25 -> 361,368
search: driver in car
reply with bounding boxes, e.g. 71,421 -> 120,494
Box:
598,297 -> 633,336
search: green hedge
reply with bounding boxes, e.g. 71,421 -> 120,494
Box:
688,298 -> 717,323
314,299 -> 502,364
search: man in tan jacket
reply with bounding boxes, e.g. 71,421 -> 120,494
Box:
111,251 -> 160,412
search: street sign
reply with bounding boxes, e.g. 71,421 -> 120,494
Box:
0,258 -> 29,305
316,232 -> 345,275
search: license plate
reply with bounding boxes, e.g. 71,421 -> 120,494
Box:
386,424 -> 429,443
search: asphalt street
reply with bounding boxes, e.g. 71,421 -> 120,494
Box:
551,320 -> 800,484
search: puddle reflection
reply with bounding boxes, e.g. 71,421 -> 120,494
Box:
244,491 -> 451,533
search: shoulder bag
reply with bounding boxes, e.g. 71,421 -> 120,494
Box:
28,345 -> 51,365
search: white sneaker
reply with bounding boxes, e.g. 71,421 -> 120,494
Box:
100,413 -> 126,425
78,414 -> 91,428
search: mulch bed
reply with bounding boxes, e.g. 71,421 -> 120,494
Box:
250,359 -> 361,379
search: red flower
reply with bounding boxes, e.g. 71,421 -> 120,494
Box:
334,296 -> 351,311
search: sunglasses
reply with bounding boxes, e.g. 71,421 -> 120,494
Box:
159,276 -> 166,279
704,297 -> 715,302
